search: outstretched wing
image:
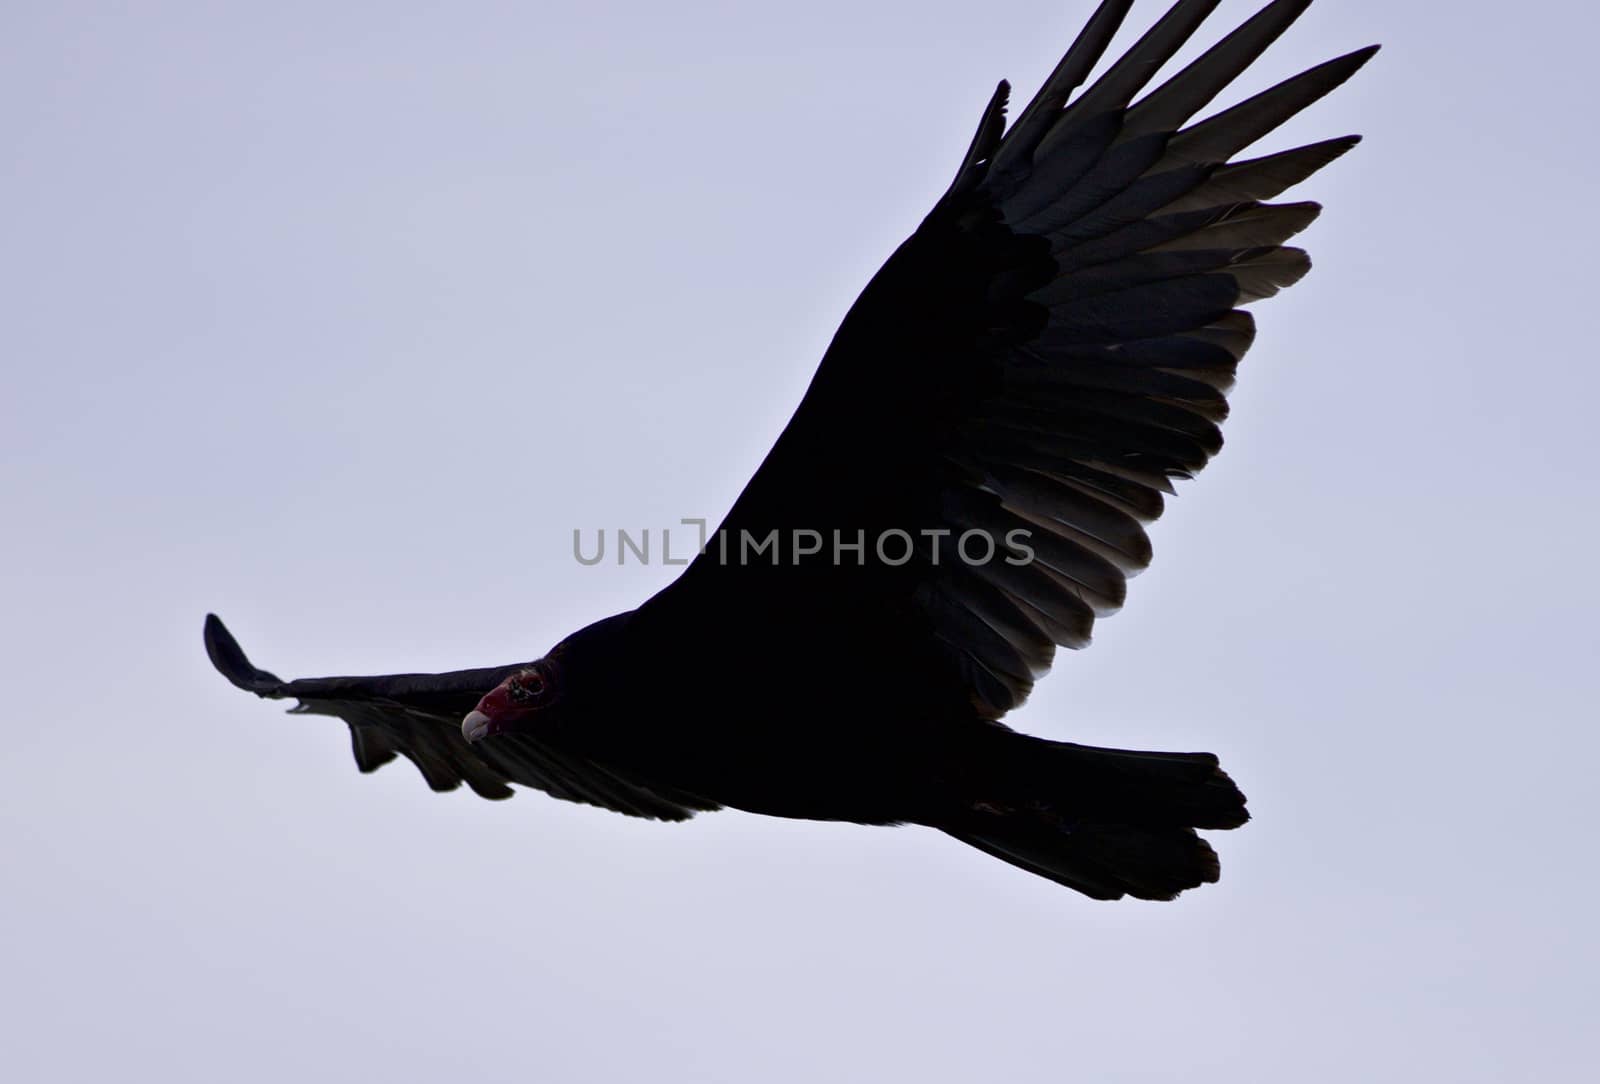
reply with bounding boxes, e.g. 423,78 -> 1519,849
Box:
204,615 -> 719,820
664,0 -> 1375,717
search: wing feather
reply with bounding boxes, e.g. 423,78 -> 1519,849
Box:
661,1 -> 1374,716
205,615 -> 717,820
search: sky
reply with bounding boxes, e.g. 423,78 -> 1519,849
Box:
3,1 -> 1597,1080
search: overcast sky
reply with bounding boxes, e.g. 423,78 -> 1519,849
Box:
4,1 -> 1596,1080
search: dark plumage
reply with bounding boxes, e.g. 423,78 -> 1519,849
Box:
207,0 -> 1374,900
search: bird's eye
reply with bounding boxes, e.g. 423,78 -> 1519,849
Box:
507,671 -> 546,704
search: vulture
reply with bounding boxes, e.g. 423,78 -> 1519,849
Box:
207,0 -> 1375,900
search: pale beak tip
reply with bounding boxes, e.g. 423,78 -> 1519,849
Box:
462,710 -> 492,743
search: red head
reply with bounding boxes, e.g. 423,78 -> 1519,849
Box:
461,660 -> 561,743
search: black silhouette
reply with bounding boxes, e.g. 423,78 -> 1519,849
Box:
208,0 -> 1374,899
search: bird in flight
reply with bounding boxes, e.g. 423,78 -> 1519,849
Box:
207,0 -> 1374,900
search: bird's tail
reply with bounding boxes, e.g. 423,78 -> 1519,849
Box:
942,735 -> 1249,901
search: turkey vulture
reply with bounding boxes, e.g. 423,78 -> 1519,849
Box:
207,0 -> 1374,900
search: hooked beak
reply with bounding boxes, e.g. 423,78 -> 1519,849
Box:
462,710 -> 494,743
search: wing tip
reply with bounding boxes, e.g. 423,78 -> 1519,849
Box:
1329,43 -> 1382,82
203,612 -> 284,695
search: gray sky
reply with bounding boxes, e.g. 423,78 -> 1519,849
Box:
3,1 -> 1596,1080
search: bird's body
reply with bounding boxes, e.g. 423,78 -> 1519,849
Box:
207,0 -> 1374,899
536,606 -> 959,825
